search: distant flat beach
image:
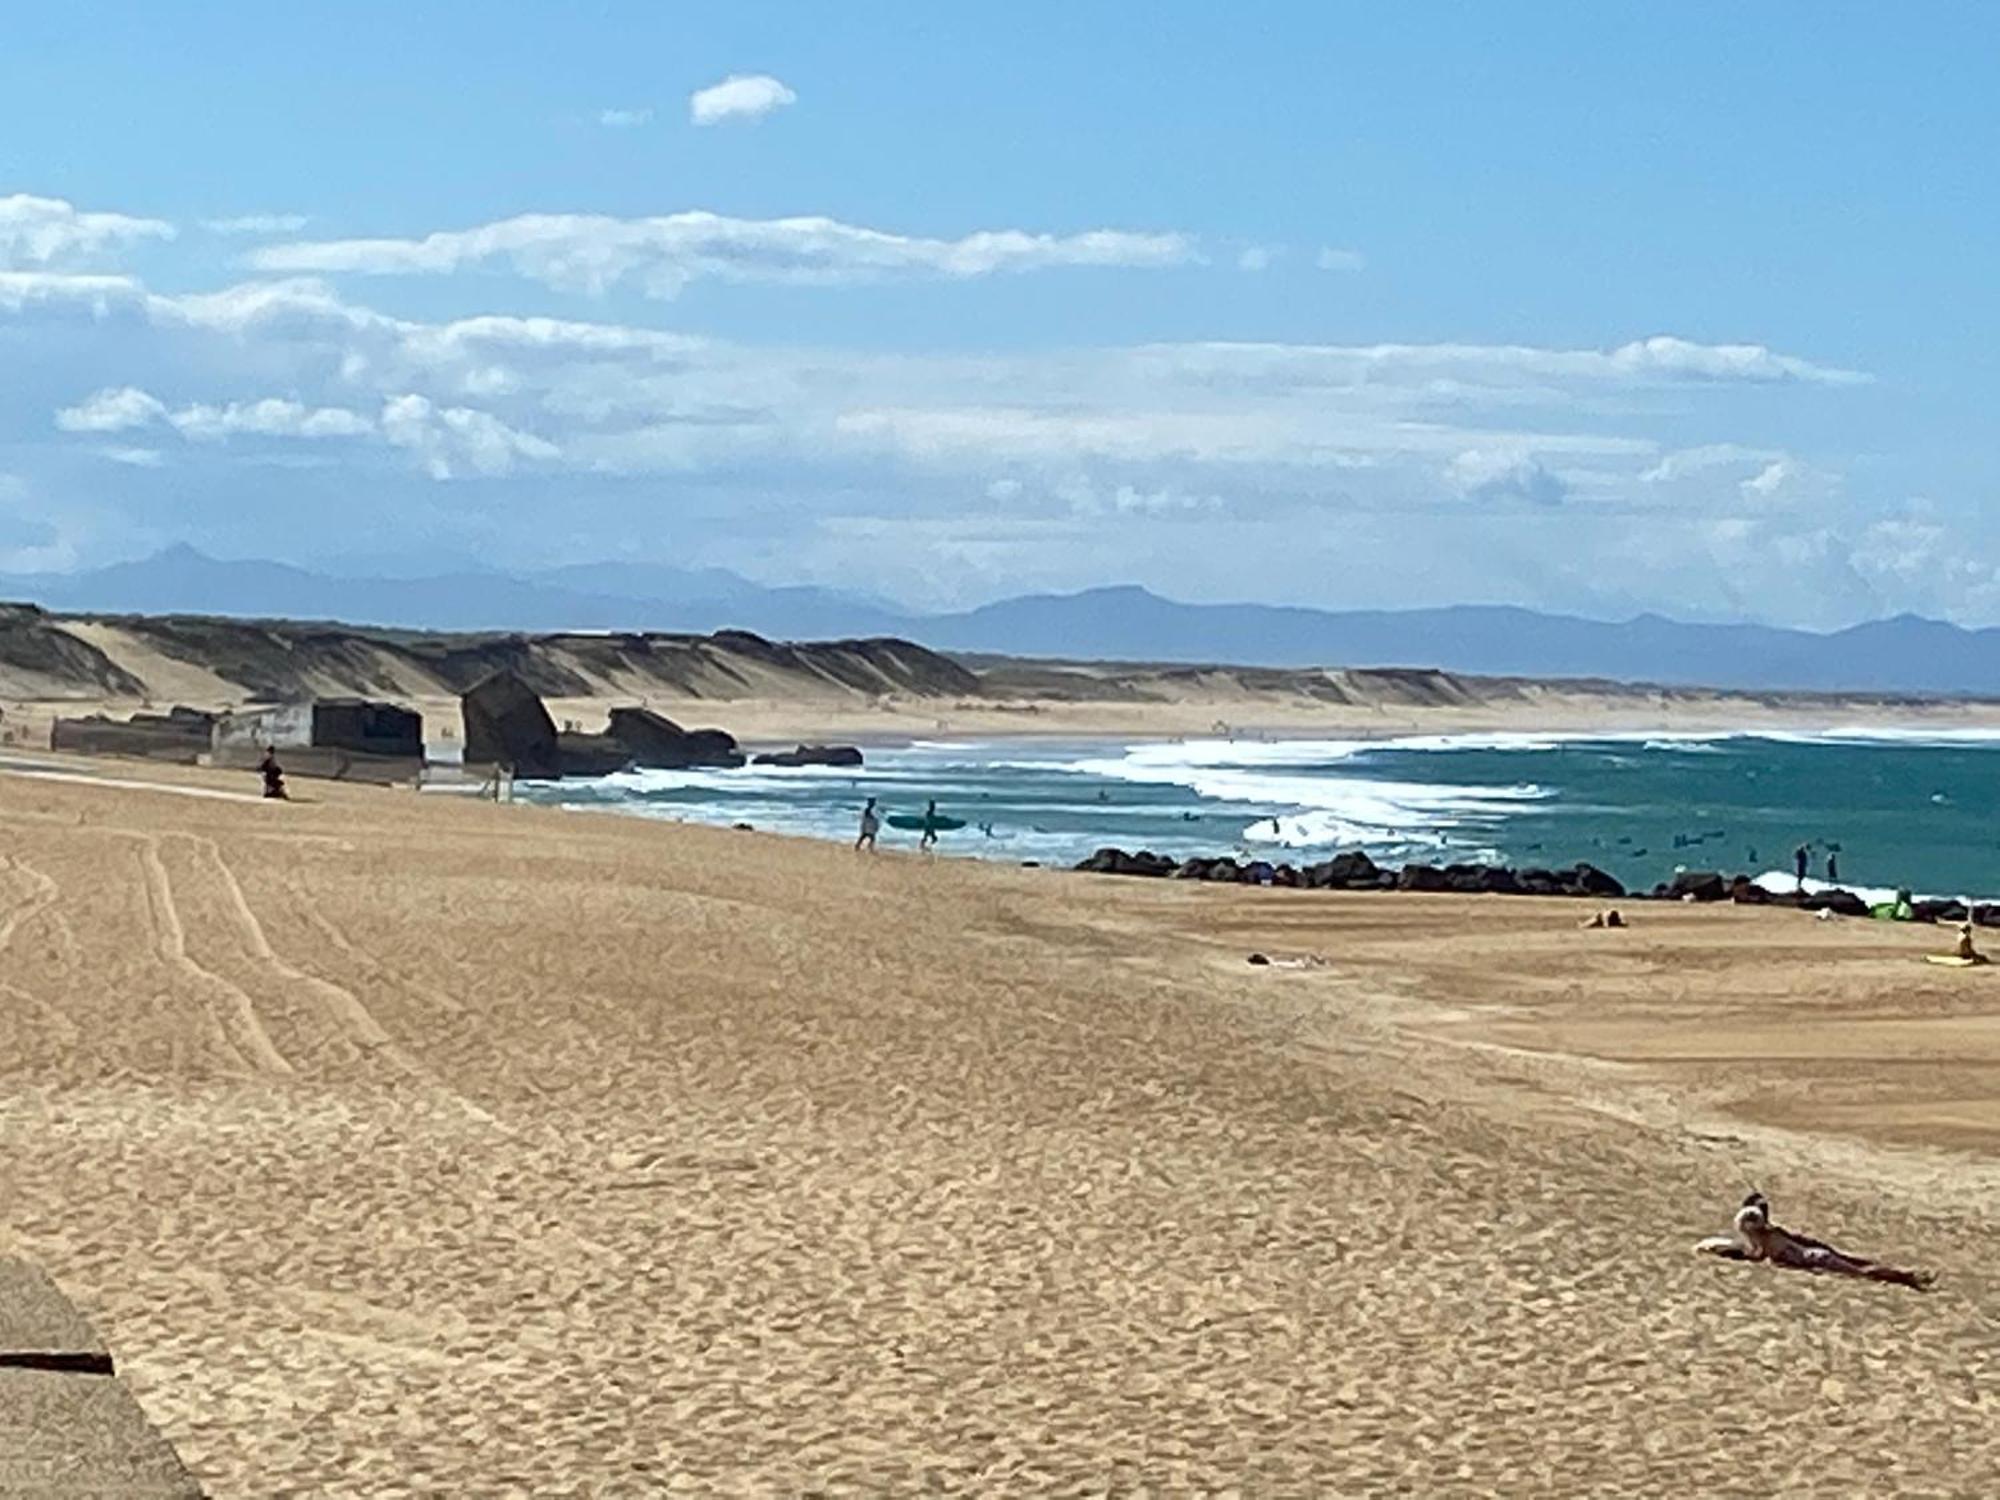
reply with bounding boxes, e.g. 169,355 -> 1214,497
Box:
1,754 -> 1995,1493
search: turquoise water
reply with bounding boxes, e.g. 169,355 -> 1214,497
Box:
522,730 -> 2000,899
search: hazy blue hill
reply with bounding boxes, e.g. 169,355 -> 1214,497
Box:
6,551 -> 2000,695
0,547 -> 903,638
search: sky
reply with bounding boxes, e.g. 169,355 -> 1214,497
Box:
2,3 -> 1996,627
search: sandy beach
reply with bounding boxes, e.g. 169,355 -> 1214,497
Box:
2,753 -> 1996,1494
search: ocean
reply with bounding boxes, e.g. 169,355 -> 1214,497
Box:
519,730 -> 2000,900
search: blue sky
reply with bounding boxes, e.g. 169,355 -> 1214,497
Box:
2,3 -> 1995,625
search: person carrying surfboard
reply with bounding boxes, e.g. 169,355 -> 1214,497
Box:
919,799 -> 941,852
856,797 -> 881,852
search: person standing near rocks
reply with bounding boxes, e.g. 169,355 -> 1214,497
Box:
1827,849 -> 1840,884
1794,844 -> 1809,889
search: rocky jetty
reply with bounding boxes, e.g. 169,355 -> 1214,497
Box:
752,744 -> 865,768
1072,847 -> 1625,899
1079,845 -> 1992,926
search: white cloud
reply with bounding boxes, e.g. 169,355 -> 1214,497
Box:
597,108 -> 654,129
101,446 -> 165,468
1447,448 -> 1567,507
1315,246 -> 1365,272
380,394 -> 558,479
6,263 -> 1897,616
1136,337 -> 1866,390
1640,443 -> 1777,483
171,398 -> 374,441
0,271 -> 144,312
1237,246 -> 1277,272
688,74 -> 796,126
56,386 -> 370,442
201,214 -> 309,235
0,193 -> 174,268
1610,336 -> 1866,385
250,210 -> 1197,297
56,386 -> 169,433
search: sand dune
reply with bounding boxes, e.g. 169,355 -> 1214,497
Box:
0,758 -> 1995,1493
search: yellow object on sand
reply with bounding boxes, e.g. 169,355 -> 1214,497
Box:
1924,953 -> 1989,968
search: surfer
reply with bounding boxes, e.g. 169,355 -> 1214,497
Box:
919,800 -> 941,852
1696,1192 -> 1932,1290
259,746 -> 288,801
855,797 -> 880,852
1793,844 -> 1809,889
1826,850 -> 1840,884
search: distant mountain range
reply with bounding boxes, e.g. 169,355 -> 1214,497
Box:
6,546 -> 2000,697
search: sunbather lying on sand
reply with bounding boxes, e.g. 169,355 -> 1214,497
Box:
1696,1192 -> 1932,1290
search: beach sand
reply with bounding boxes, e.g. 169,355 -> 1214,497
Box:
1,755 -> 1996,1494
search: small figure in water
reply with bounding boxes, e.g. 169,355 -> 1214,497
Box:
1696,1191 -> 1932,1290
1826,850 -> 1840,884
259,746 -> 288,801
1793,844 -> 1809,889
919,799 -> 941,853
855,796 -> 880,853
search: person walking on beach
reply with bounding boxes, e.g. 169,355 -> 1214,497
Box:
1696,1192 -> 1932,1290
1794,844 -> 1809,889
919,799 -> 941,853
855,796 -> 880,852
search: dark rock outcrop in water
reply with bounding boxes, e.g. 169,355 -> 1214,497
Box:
1074,848 -> 1627,900
1665,870 -> 1728,903
752,744 -> 865,768
461,670 -> 561,779
556,732 -> 634,778
605,707 -> 744,769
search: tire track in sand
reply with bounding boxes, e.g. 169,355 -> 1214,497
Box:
0,856 -> 79,1044
192,836 -> 394,1055
136,835 -> 291,1076
196,838 -> 503,1123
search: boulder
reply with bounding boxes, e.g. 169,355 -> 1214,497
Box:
1398,864 -> 1451,892
1074,847 -> 1179,878
461,670 -> 560,779
1562,863 -> 1625,899
1516,868 -> 1567,897
1913,898 -> 1964,924
1667,870 -> 1727,903
1174,857 -> 1245,883
1803,887 -> 1870,918
752,744 -> 865,768
1729,875 -> 1770,905
605,707 -> 744,769
1973,903 -> 2000,929
1312,850 -> 1381,888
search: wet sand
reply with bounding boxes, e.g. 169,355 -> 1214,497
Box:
0,756 -> 1995,1494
